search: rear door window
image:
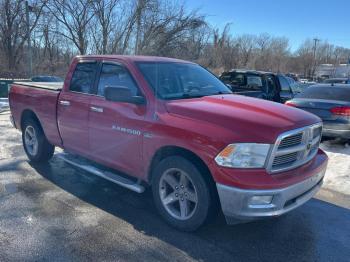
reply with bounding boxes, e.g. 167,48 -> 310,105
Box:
69,62 -> 98,94
297,86 -> 350,101
278,76 -> 291,92
246,75 -> 263,90
219,72 -> 246,87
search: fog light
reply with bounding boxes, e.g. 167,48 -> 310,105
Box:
249,195 -> 273,206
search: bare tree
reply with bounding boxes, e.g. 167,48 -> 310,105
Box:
47,0 -> 94,55
1,0 -> 350,78
0,0 -> 45,71
235,34 -> 256,67
134,0 -> 207,57
91,0 -> 120,54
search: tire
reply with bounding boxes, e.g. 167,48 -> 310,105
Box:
22,118 -> 54,162
152,156 -> 217,231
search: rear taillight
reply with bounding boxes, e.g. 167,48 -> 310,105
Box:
330,106 -> 350,116
285,101 -> 297,107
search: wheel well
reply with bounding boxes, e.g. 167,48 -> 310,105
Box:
20,110 -> 41,131
148,146 -> 215,186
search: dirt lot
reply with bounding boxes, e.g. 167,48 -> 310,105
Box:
1,112 -> 350,262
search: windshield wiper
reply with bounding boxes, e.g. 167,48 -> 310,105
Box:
180,93 -> 206,99
165,91 -> 232,100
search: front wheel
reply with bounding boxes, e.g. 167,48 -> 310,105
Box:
22,118 -> 54,162
152,156 -> 217,231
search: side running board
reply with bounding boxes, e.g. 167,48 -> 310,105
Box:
56,153 -> 145,193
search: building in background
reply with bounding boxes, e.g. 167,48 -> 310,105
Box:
316,64 -> 350,79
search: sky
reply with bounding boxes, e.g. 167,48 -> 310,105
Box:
186,0 -> 349,51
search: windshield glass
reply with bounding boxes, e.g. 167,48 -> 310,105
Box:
137,62 -> 232,100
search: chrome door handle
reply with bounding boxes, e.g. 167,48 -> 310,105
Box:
59,100 -> 70,106
90,106 -> 103,113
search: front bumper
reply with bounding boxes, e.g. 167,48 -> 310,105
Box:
217,166 -> 326,224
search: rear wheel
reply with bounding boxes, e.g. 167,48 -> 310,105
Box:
22,118 -> 54,162
152,156 -> 217,231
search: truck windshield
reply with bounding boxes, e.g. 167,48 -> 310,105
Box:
137,62 -> 232,100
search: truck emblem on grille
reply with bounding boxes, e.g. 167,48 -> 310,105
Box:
305,131 -> 313,154
306,142 -> 312,151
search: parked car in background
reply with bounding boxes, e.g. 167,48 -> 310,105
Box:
286,76 -> 296,85
9,55 -> 327,231
219,70 -> 295,103
285,84 -> 350,140
31,75 -> 64,82
285,73 -> 298,81
322,78 -> 350,84
290,82 -> 314,94
299,78 -> 310,83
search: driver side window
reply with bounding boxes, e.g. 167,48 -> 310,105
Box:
97,63 -> 139,97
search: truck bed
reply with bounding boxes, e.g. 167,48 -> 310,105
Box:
9,82 -> 62,146
14,82 -> 63,91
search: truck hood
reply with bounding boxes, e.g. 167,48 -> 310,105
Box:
165,94 -> 320,143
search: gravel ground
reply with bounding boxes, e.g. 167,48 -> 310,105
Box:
1,111 -> 350,262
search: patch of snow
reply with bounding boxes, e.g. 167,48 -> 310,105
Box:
0,98 -> 9,112
320,140 -> 350,196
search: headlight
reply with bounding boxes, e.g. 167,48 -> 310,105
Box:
215,143 -> 271,168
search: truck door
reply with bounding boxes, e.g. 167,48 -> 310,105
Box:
278,75 -> 294,103
57,61 -> 98,155
88,62 -> 147,177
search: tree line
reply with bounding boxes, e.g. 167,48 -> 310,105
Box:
1,0 -> 349,78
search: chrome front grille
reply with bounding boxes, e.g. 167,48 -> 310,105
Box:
272,152 -> 298,166
278,133 -> 303,149
267,123 -> 322,173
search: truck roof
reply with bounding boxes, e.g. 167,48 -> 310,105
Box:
76,55 -> 194,64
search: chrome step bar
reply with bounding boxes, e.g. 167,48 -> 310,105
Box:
56,153 -> 145,193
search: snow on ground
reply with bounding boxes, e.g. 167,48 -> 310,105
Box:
0,98 -> 9,113
0,111 -> 349,196
320,141 -> 350,196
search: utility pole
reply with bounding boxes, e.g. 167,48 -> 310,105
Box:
25,1 -> 33,77
312,38 -> 320,81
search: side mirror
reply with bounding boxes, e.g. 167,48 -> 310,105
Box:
104,86 -> 145,105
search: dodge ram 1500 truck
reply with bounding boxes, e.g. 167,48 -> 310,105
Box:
9,55 -> 328,231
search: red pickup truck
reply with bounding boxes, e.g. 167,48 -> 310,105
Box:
9,55 -> 328,231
